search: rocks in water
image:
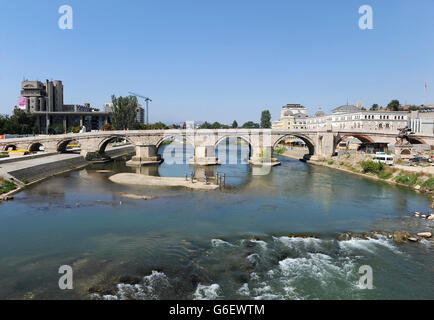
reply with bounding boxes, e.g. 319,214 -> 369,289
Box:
0,196 -> 14,201
417,232 -> 432,238
413,212 -> 434,220
119,193 -> 158,201
393,231 -> 411,243
338,232 -> 379,241
408,237 -> 419,242
287,234 -> 317,239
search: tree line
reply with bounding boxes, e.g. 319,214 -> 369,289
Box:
0,109 -> 38,134
365,99 -> 428,112
108,95 -> 273,130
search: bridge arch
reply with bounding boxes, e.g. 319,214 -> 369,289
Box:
3,144 -> 17,151
334,133 -> 375,154
214,135 -> 253,164
57,139 -> 77,153
273,134 -> 315,156
155,135 -> 195,150
28,142 -> 44,152
97,135 -> 134,154
155,135 -> 196,164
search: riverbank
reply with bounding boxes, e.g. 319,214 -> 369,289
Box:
280,148 -> 434,197
0,145 -> 135,201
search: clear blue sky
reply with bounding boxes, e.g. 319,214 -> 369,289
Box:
1,0 -> 433,124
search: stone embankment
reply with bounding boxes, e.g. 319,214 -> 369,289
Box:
0,145 -> 135,201
109,173 -> 219,190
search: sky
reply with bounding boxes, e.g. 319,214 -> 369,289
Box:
0,0 -> 433,124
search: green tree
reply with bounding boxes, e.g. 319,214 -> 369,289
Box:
111,95 -> 138,130
260,110 -> 271,128
242,121 -> 260,129
211,122 -> 222,129
387,99 -> 400,111
0,114 -> 7,133
199,121 -> 212,129
3,109 -> 37,134
232,120 -> 238,128
370,104 -> 379,111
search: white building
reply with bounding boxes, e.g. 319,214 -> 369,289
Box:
408,111 -> 434,134
306,104 -> 408,132
273,103 -> 409,132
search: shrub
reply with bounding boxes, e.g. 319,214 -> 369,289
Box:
395,173 -> 420,186
377,170 -> 393,179
348,166 -> 360,173
360,160 -> 384,174
0,180 -> 17,194
101,123 -> 113,131
328,160 -> 334,165
274,147 -> 285,155
68,126 -> 81,133
422,177 -> 434,190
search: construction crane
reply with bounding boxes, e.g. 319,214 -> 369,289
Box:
128,92 -> 152,124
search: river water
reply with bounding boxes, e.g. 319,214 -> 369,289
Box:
0,142 -> 432,299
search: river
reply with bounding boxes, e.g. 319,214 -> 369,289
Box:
0,141 -> 432,299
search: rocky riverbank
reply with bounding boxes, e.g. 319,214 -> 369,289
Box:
280,149 -> 434,195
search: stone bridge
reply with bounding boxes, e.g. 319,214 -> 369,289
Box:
0,129 -> 432,166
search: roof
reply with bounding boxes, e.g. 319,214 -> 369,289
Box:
332,104 -> 361,114
294,113 -> 309,118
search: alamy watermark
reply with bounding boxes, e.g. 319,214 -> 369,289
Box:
58,5 -> 73,30
359,5 -> 374,30
358,265 -> 373,289
58,265 -> 73,290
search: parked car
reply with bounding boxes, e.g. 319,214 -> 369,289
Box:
409,156 -> 429,163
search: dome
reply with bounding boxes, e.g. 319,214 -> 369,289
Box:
315,108 -> 326,117
332,104 -> 361,114
283,110 -> 294,117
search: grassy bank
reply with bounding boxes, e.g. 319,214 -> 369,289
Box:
314,159 -> 434,194
276,148 -> 434,194
0,179 -> 17,195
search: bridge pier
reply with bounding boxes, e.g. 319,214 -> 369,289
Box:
126,145 -> 162,166
249,146 -> 280,166
189,145 -> 220,166
315,132 -> 335,158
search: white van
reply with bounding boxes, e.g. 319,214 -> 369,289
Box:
373,153 -> 394,166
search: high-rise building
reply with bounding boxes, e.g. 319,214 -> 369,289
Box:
19,80 -> 111,133
136,104 -> 145,124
